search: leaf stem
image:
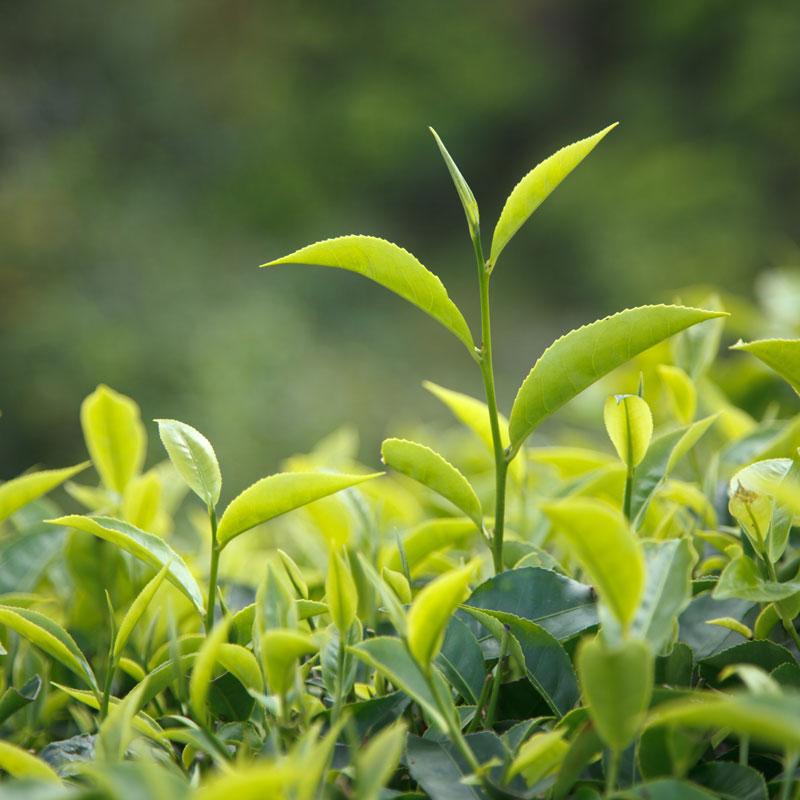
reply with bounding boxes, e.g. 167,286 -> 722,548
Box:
472,230 -> 508,574
606,748 -> 620,794
623,467 -> 634,520
206,506 -> 220,633
485,625 -> 509,730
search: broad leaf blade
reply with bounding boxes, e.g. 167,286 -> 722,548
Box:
49,514 -> 205,615
732,338 -> 800,395
381,438 -> 482,526
508,305 -> 726,453
0,462 -> 89,523
489,123 -> 617,267
216,471 -> 381,547
262,235 -> 475,352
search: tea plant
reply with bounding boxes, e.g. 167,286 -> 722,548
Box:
2,126 -> 800,800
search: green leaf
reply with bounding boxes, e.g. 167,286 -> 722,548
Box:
630,414 -> 718,527
381,438 -> 482,526
407,562 -> 475,670
48,515 -> 205,616
349,637 -> 447,732
489,123 -> 617,267
649,690 -> 800,752
216,471 -> 381,547
155,418 -> 222,507
673,293 -> 726,379
0,674 -> 41,725
578,635 -> 654,752
357,554 -> 407,636
384,517 -> 476,576
218,643 -> 264,693
508,305 -> 726,453
190,617 -> 231,726
0,462 -> 89,523
354,719 -> 407,800
463,566 -> 597,641
261,236 -> 474,352
732,338 -> 800,395
260,629 -> 317,696
429,128 -> 479,235
0,740 -> 60,783
689,762 -> 767,800
506,729 -> 568,786
97,680 -> 148,761
543,498 -> 644,629
326,547 -> 358,634
114,561 -> 170,660
713,552 -> 800,603
462,607 -> 578,716
193,763 -> 300,800
436,615 -> 486,705
80,385 -> 146,494
604,394 -> 653,468
405,734 -> 482,800
630,539 -> 697,652
658,365 -> 697,424
0,605 -> 97,690
423,380 -> 525,483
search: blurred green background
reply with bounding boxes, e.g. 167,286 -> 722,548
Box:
3,1 -> 800,494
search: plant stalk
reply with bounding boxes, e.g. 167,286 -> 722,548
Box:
206,506 -> 220,633
472,230 -> 508,574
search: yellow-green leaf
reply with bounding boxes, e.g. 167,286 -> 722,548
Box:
706,617 -> 753,639
261,236 -> 474,352
732,338 -> 800,395
578,636 -> 654,752
603,394 -> 653,468
80,385 -> 146,494
423,380 -> 525,482
194,762 -> 299,800
0,605 -> 96,690
114,561 -> 171,660
216,471 -> 381,548
355,719 -> 408,800
406,561 -> 475,670
543,498 -> 644,629
381,438 -> 482,526
49,515 -> 205,616
0,461 -> 89,523
489,123 -> 617,267
218,643 -> 264,693
658,365 -> 697,424
508,305 -> 727,454
260,629 -> 317,696
156,418 -> 222,507
326,548 -> 358,634
505,729 -> 568,786
429,128 -> 479,235
190,617 -> 231,726
0,740 -> 60,783
121,471 -> 161,531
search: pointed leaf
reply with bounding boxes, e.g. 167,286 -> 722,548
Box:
49,515 -> 205,615
156,418 -> 222,507
0,462 -> 89,523
732,338 -> 800,395
80,385 -> 146,494
114,561 -> 171,660
544,498 -> 644,629
0,740 -> 60,783
381,438 -> 482,526
489,123 -> 617,266
260,629 -> 316,696
355,719 -> 407,800
508,305 -> 726,453
216,471 -> 381,547
190,617 -> 231,726
429,128 -> 479,234
262,236 -> 474,351
326,548 -> 358,634
604,394 -> 653,468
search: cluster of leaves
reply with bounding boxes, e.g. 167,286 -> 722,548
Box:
4,126 -> 800,800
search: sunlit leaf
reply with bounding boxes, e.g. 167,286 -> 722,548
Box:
260,629 -> 317,696
326,548 -> 358,634
0,740 -> 60,783
603,394 -> 653,467
156,418 -> 222,507
190,617 -> 231,726
732,338 -> 800,395
0,462 -> 89,523
114,561 -> 170,660
429,128 -> 479,235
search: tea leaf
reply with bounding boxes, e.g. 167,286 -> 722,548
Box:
658,365 -> 697,424
506,729 -> 568,786
114,561 -> 171,660
216,471 -> 381,547
156,418 -> 222,507
423,380 -> 525,482
190,617 -> 231,726
489,123 -> 617,267
326,548 -> 358,634
603,394 -> 653,468
732,338 -> 800,395
509,305 -> 726,453
262,236 -> 475,352
578,636 -> 654,752
0,605 -> 97,690
0,740 -> 60,783
381,438 -> 482,526
354,719 -> 407,800
81,385 -> 146,494
543,498 -> 644,629
407,561 -> 476,670
0,462 -> 89,523
49,515 -> 205,616
429,128 -> 479,235
260,629 -> 317,696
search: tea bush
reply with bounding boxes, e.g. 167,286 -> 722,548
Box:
3,126 -> 800,799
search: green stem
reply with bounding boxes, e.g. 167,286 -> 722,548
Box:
331,632 -> 347,723
466,674 -> 493,733
739,735 -> 749,766
472,231 -> 508,574
623,467 -> 634,520
100,653 -> 115,721
485,626 -> 509,731
206,506 -> 220,633
781,751 -> 799,800
429,670 -> 481,777
606,748 -> 620,794
762,552 -> 800,649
